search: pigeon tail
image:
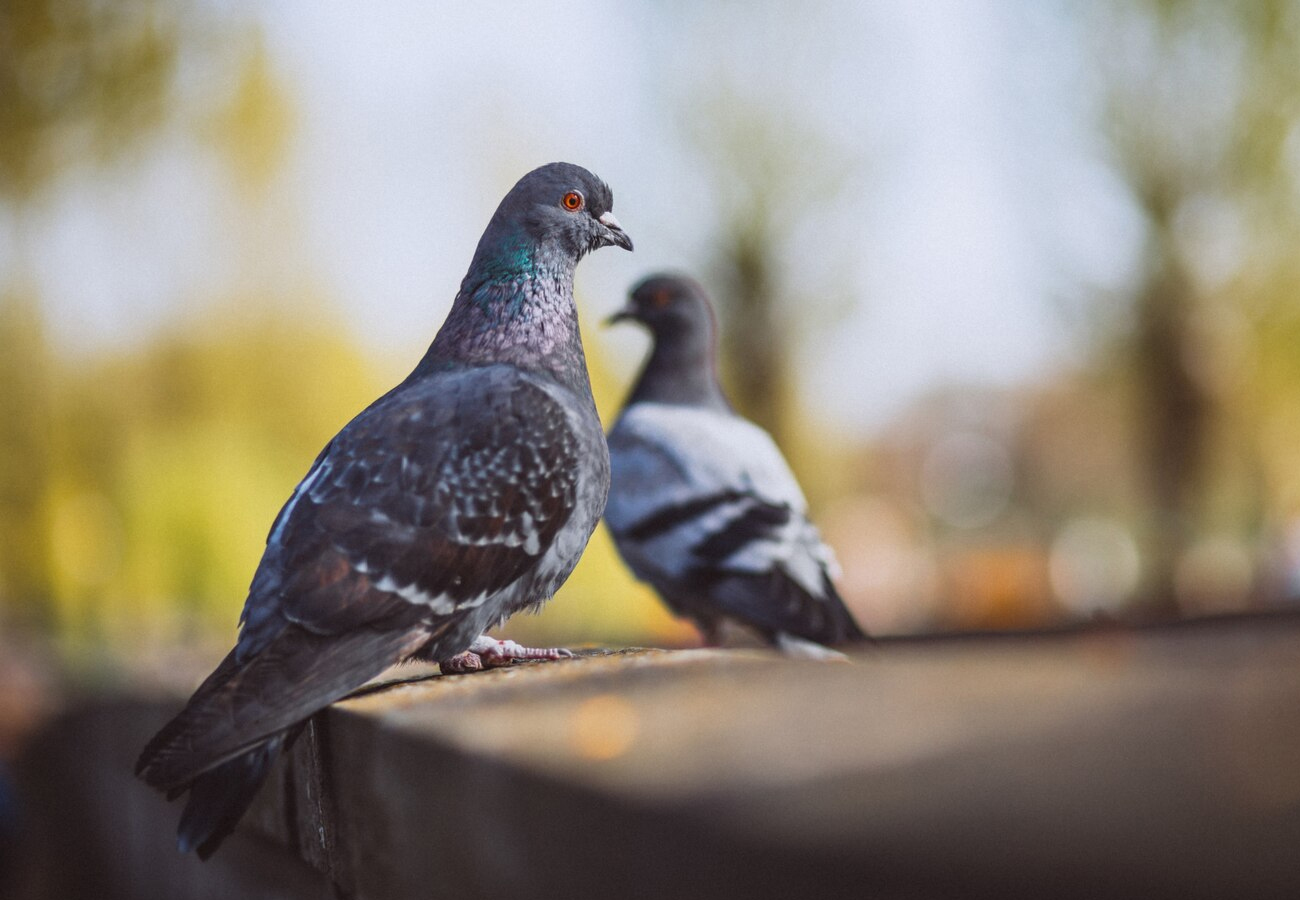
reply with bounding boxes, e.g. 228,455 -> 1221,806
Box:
136,647 -> 243,785
773,632 -> 849,660
710,568 -> 867,649
137,621 -> 426,793
176,735 -> 284,860
817,574 -> 870,646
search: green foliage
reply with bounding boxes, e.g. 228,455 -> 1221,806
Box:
1079,0 -> 1300,609
0,0 -> 182,201
0,291 -> 55,626
202,31 -> 295,197
0,298 -> 389,644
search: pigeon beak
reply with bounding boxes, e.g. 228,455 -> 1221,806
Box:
604,303 -> 638,327
598,211 -> 633,251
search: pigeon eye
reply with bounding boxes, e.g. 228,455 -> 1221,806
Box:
562,191 -> 584,211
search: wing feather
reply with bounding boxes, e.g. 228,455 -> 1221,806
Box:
607,402 -> 860,643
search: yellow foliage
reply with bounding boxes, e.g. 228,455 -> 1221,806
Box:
204,32 -> 295,196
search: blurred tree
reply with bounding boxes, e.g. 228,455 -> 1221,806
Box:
688,101 -> 854,449
0,0 -> 181,202
0,291 -> 54,626
203,30 -> 294,200
688,104 -> 795,445
667,0 -> 863,452
0,0 -> 333,649
1088,0 -> 1300,615
0,0 -> 188,633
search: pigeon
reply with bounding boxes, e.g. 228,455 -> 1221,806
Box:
604,274 -> 866,657
136,162 -> 631,858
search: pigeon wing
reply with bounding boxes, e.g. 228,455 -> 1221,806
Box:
607,402 -> 811,578
263,366 -> 582,639
608,403 -> 856,639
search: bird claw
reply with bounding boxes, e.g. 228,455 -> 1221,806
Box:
439,637 -> 573,674
478,638 -> 574,668
438,651 -> 484,674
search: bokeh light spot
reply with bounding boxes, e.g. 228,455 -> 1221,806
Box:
569,693 -> 639,762
920,431 -> 1014,529
1049,517 -> 1141,615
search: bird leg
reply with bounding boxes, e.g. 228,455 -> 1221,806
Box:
439,634 -> 574,674
696,618 -> 723,648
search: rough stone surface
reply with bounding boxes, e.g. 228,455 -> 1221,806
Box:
13,618 -> 1300,899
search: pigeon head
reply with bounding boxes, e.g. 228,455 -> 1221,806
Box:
607,273 -> 716,343
607,274 -> 728,410
472,163 -> 632,278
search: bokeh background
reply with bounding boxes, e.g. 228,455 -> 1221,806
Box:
4,0 -> 1300,711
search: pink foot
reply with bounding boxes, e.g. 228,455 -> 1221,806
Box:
439,635 -> 573,674
479,638 -> 574,668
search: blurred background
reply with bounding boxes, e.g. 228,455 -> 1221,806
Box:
4,0 -> 1300,726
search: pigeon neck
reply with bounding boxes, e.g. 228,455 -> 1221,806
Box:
465,231 -> 548,283
628,329 -> 730,411
416,257 -> 594,396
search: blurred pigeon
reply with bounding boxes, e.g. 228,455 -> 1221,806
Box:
136,162 -> 631,858
605,274 -> 865,657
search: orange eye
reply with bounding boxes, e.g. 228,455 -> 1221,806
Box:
562,191 -> 584,211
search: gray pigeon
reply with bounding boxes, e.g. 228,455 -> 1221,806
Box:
136,162 -> 631,858
605,274 -> 865,656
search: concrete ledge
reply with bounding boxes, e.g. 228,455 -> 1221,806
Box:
15,619 -> 1300,899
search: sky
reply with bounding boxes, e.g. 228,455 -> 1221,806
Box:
8,0 -> 1149,436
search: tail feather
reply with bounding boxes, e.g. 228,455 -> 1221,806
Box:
773,632 -> 850,660
828,576 -> 870,644
711,569 -> 868,648
136,623 -> 425,793
177,736 -> 283,860
136,647 -> 243,780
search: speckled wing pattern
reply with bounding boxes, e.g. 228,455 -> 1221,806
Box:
251,364 -> 582,643
138,364 -> 581,792
606,402 -> 861,643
